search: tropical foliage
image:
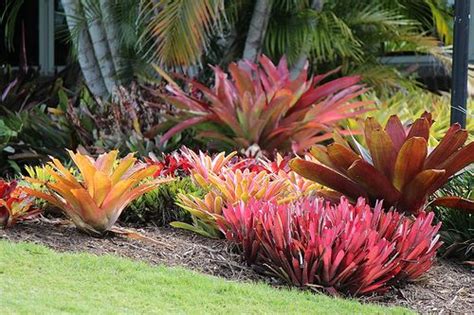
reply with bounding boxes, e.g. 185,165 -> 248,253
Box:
357,90 -> 474,146
121,177 -> 204,226
145,151 -> 193,178
173,148 -> 318,237
290,113 -> 474,215
218,197 -> 441,295
175,169 -> 288,237
0,105 -> 71,176
0,0 -> 467,304
158,55 -> 370,153
23,150 -> 170,235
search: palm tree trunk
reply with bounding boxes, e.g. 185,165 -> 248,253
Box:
81,0 -> 117,96
99,0 -> 132,84
290,0 -> 324,78
62,0 -> 108,99
242,0 -> 272,62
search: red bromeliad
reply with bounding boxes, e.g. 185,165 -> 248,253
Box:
0,180 -> 39,228
290,113 -> 474,215
145,152 -> 193,177
219,197 -> 441,295
158,55 -> 371,153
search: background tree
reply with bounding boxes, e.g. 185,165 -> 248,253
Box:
3,0 -> 454,98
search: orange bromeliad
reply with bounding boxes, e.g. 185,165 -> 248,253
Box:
24,150 -> 171,235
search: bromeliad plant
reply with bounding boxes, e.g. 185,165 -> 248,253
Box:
357,90 -> 474,146
158,55 -> 371,153
174,149 -> 320,238
219,197 -> 441,296
174,169 -> 288,238
180,148 -> 237,186
23,150 -> 170,235
290,113 -> 474,215
145,152 -> 193,178
0,180 -> 39,228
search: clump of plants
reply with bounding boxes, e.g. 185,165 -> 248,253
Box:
176,168 -> 288,237
174,149 -> 318,238
290,113 -> 474,215
218,197 -> 441,296
23,150 -> 171,236
158,55 -> 371,153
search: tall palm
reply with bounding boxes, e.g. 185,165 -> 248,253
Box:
61,0 -> 144,98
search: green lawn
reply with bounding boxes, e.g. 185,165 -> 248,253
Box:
0,241 -> 412,314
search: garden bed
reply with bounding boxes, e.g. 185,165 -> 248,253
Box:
1,220 -> 472,314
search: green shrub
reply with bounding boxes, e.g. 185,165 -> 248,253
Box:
433,171 -> 473,261
121,177 -> 205,226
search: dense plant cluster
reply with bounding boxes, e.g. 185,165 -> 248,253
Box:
218,197 -> 441,295
1,48 -> 471,299
121,177 -> 204,226
145,152 -> 193,178
174,148 -> 318,237
1,129 -> 467,296
1,0 -> 470,307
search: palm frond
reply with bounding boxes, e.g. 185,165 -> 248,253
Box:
264,9 -> 312,64
346,62 -> 420,94
307,10 -> 363,63
143,0 -> 225,68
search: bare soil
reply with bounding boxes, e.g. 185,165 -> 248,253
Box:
1,220 -> 472,314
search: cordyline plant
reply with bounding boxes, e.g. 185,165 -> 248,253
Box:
157,55 -> 370,153
290,113 -> 474,215
23,150 -> 171,235
219,197 -> 441,296
0,180 -> 39,228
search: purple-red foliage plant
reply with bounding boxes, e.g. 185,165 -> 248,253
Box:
219,197 -> 441,296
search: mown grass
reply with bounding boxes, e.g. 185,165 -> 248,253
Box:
0,240 -> 412,314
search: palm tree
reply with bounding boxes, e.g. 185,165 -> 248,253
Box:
61,0 -> 139,99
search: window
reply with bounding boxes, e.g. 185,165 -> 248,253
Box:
0,0 -> 70,74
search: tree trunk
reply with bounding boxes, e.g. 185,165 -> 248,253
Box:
242,0 -> 272,62
62,0 -> 108,99
99,0 -> 132,84
81,0 -> 117,96
290,0 -> 324,78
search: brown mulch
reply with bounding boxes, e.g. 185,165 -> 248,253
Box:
1,220 -> 473,314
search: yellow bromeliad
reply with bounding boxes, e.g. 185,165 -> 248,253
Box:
23,150 -> 171,235
175,169 -> 288,237
181,148 -> 237,186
